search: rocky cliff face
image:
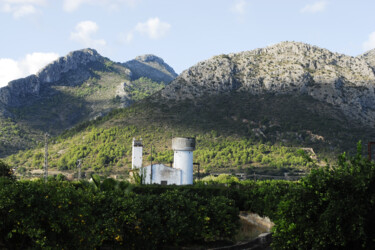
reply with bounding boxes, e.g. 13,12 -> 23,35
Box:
0,49 -> 178,109
359,49 -> 375,72
160,42 -> 375,125
0,48 -> 105,107
0,49 -> 179,157
37,48 -> 103,84
123,54 -> 177,84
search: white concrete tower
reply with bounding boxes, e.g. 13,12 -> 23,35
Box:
172,137 -> 196,185
132,138 -> 143,169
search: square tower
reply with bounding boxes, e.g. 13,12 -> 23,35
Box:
132,138 -> 143,169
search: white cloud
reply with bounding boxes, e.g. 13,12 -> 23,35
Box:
134,17 -> 171,40
119,32 -> 134,43
0,59 -> 22,87
0,52 -> 59,88
0,0 -> 45,18
63,0 -> 87,12
300,1 -> 328,13
70,20 -> 106,48
231,0 -> 246,15
12,4 -> 35,17
363,32 -> 375,51
63,0 -> 139,12
19,52 -> 59,75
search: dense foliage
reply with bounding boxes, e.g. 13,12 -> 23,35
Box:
6,125 -> 310,177
2,144 -> 374,248
0,179 -> 239,249
0,160 -> 14,180
123,77 -> 165,101
272,143 -> 375,249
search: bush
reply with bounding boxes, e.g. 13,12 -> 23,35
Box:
0,160 -> 15,180
0,180 -> 239,249
272,143 -> 375,249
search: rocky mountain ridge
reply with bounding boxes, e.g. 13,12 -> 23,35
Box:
123,54 -> 177,83
160,42 -> 375,125
360,49 -> 375,72
0,49 -> 106,107
0,48 -> 177,157
0,49 -> 176,108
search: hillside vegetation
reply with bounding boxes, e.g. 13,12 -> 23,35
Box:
0,49 -> 175,157
1,144 -> 374,249
6,90 -> 374,177
3,42 -> 375,176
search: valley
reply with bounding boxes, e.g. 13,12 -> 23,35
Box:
2,42 -> 375,179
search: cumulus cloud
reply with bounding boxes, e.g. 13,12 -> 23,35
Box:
119,32 -> 134,43
0,52 -> 59,88
121,17 -> 171,43
70,20 -> 106,48
0,59 -> 22,87
0,0 -> 45,18
300,1 -> 328,13
231,0 -> 247,15
363,32 -> 375,51
63,0 -> 139,12
134,17 -> 171,39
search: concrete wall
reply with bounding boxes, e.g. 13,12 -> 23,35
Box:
142,164 -> 181,185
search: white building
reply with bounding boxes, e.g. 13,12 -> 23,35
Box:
141,164 -> 181,185
132,137 -> 196,185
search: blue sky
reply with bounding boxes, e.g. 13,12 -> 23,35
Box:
1,0 -> 375,87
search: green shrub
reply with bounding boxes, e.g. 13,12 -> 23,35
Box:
272,143 -> 375,249
0,180 -> 239,249
0,160 -> 15,180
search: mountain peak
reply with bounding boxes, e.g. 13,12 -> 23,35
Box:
134,54 -> 166,64
37,48 -> 103,83
256,41 -> 339,58
124,54 -> 177,83
161,42 -> 375,125
0,48 -> 107,107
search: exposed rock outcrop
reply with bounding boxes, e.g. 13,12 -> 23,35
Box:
160,42 -> 375,125
0,50 -> 178,108
37,48 -> 102,84
359,48 -> 375,72
123,54 -> 177,84
0,48 -> 104,107
0,75 -> 40,107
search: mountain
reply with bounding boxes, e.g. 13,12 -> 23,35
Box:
359,48 -> 375,72
0,49 -> 177,157
160,41 -> 375,126
123,54 -> 178,83
6,42 -> 375,177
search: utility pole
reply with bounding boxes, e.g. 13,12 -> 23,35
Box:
150,145 -> 153,184
368,142 -> 375,161
77,159 -> 82,180
193,162 -> 200,180
44,133 -> 49,182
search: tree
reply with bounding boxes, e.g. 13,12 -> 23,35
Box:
272,142 -> 375,249
0,160 -> 15,180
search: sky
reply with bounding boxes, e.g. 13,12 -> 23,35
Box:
1,0 -> 375,88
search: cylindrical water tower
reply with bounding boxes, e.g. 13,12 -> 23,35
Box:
172,137 -> 196,185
